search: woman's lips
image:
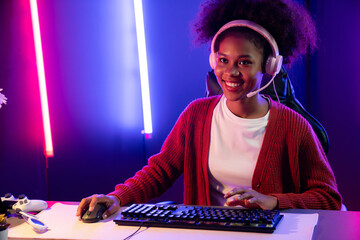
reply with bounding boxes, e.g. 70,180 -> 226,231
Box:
223,80 -> 243,91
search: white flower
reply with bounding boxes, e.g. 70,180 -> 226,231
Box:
0,88 -> 7,109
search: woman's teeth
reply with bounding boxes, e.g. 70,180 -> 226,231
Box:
225,81 -> 241,88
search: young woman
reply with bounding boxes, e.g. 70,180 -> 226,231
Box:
76,0 -> 342,220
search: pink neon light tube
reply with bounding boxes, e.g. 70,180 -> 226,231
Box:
29,0 -> 54,157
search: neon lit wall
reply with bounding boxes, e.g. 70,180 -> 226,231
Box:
309,0 -> 360,210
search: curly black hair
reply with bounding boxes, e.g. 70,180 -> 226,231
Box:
192,0 -> 317,64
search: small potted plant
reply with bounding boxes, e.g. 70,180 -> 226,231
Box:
0,214 -> 9,240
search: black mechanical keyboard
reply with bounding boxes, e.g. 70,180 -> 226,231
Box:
114,203 -> 283,233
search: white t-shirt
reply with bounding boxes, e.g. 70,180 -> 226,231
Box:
208,95 -> 269,206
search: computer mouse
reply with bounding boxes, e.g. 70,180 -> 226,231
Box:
81,203 -> 107,223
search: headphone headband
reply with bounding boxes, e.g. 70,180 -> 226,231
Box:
209,20 -> 283,75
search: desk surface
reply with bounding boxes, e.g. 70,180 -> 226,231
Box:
282,209 -> 360,240
6,202 -> 360,240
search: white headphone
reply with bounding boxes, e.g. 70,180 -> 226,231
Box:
209,20 -> 283,97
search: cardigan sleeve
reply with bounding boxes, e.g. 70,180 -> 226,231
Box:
108,107 -> 190,206
272,123 -> 342,210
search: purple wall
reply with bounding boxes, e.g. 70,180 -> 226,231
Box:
309,0 -> 360,211
0,0 -> 359,210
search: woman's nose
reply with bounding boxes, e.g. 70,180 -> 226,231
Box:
225,66 -> 240,76
231,68 -> 240,76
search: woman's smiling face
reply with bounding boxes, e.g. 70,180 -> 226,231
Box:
214,31 -> 264,102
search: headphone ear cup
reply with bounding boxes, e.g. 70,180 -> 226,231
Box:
209,52 -> 216,69
265,56 -> 276,75
274,55 -> 283,74
265,55 -> 283,75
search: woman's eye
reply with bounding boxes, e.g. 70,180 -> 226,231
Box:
239,60 -> 251,65
219,58 -> 228,64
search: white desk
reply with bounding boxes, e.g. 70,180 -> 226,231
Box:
6,202 -> 321,240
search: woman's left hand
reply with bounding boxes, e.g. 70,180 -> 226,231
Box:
224,188 -> 278,210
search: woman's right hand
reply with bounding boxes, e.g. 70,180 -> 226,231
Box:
76,194 -> 121,220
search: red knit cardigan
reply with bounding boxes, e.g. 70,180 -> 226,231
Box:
109,95 -> 342,210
